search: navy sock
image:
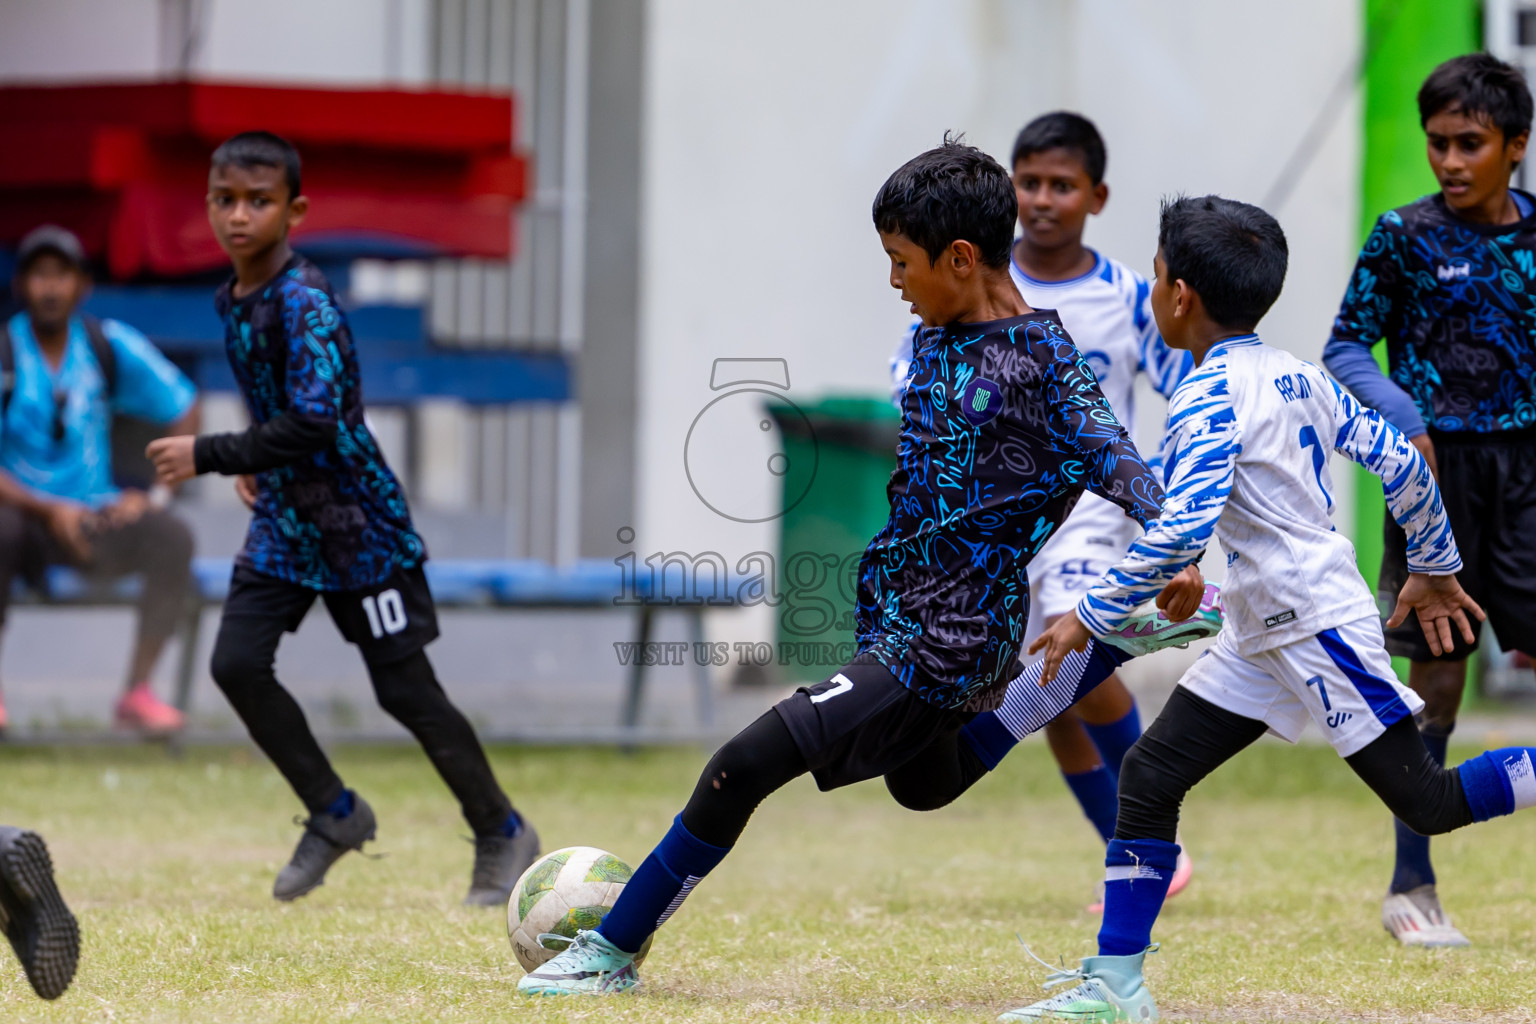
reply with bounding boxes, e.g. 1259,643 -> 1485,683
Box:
598,815 -> 730,954
1097,837 -> 1181,957
497,810 -> 523,838
1457,746 -> 1536,822
1063,766 -> 1119,843
960,711 -> 1016,771
1084,703 -> 1142,779
1390,731 -> 1447,893
325,789 -> 355,819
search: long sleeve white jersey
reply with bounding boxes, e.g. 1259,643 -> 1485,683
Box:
1077,334 -> 1462,656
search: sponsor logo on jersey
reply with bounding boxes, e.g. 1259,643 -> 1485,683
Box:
962,377 -> 1003,426
1435,259 -> 1471,282
1264,609 -> 1297,629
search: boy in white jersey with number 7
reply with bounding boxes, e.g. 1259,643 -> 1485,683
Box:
1002,195 -> 1516,1023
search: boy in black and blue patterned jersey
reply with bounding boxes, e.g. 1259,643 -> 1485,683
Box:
147,132 -> 538,908
517,137 -> 1167,997
1324,53 -> 1536,947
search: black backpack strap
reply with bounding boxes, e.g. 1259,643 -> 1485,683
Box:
80,313 -> 116,403
0,320 -> 13,419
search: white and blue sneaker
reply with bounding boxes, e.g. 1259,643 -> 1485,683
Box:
1101,584 -> 1223,658
999,946 -> 1159,1022
517,929 -> 639,996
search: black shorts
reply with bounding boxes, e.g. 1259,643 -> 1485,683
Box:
773,657 -> 973,791
224,561 -> 440,666
1380,430 -> 1536,661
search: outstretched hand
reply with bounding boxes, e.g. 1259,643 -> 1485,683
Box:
1028,611 -> 1092,688
1156,564 -> 1205,622
1385,572 -> 1485,657
146,436 -> 197,487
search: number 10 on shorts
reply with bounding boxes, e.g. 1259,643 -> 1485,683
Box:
362,589 -> 408,638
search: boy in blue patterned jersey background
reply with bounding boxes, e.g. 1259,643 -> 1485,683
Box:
1324,52 -> 1536,947
146,132 -> 538,908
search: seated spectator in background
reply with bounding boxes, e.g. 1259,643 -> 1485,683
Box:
0,226 -> 199,735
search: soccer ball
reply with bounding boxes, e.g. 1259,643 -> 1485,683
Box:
506,846 -> 653,973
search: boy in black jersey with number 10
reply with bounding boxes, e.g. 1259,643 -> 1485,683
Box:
147,132 -> 539,906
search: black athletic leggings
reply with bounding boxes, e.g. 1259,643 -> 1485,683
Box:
210,614 -> 512,835
1117,686 -> 1473,843
678,709 -> 992,848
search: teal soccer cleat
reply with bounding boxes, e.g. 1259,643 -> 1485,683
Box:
517,929 -> 639,996
1100,583 -> 1223,658
999,947 -> 1159,1022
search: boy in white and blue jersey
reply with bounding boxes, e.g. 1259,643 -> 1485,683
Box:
1003,197 -> 1530,1024
891,115 -> 1198,891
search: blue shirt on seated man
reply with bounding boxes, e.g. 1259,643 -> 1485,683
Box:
0,225 -> 199,736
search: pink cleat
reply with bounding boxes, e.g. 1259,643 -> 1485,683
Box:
1087,840 -> 1192,913
115,683 -> 185,735
1166,846 -> 1194,899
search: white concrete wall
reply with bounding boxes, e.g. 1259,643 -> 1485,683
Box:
633,0 -> 1362,654
194,0 -> 432,84
0,0 -> 431,85
0,0 -> 163,81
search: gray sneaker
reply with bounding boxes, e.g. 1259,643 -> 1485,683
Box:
0,827 -> 79,1000
273,794 -> 377,902
1382,884 -> 1470,947
464,820 -> 540,906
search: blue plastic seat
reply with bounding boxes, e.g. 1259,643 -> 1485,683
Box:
191,557 -> 235,601
422,560 -> 504,605
492,559 -> 636,605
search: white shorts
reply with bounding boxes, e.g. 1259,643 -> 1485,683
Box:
1178,615 -> 1424,757
1026,494 -> 1139,642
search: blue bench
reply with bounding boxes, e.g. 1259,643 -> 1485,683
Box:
17,558 -> 717,735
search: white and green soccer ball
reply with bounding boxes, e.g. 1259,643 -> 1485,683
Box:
506,846 -> 654,973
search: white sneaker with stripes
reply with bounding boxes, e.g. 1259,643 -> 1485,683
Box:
1381,885 -> 1470,948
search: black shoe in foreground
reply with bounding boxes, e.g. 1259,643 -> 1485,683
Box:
273,795 -> 377,902
0,827 -> 79,1000
464,821 -> 541,907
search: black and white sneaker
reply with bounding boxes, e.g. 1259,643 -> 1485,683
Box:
464,820 -> 540,907
272,795 -> 377,902
0,827 -> 79,1000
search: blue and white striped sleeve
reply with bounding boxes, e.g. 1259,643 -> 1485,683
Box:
1076,366 -> 1239,637
1127,271 -> 1192,400
889,320 -> 918,408
1326,375 -> 1460,575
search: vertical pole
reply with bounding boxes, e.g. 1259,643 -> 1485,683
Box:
1355,0 -> 1479,681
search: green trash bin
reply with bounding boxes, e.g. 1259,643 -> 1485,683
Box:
766,395 -> 900,683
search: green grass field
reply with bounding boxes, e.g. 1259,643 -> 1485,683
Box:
0,737 -> 1532,1023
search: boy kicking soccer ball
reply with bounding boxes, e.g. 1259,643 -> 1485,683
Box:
146,132 -> 537,906
890,113 -> 1199,907
1003,195 -> 1512,1023
517,136 -> 1167,997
